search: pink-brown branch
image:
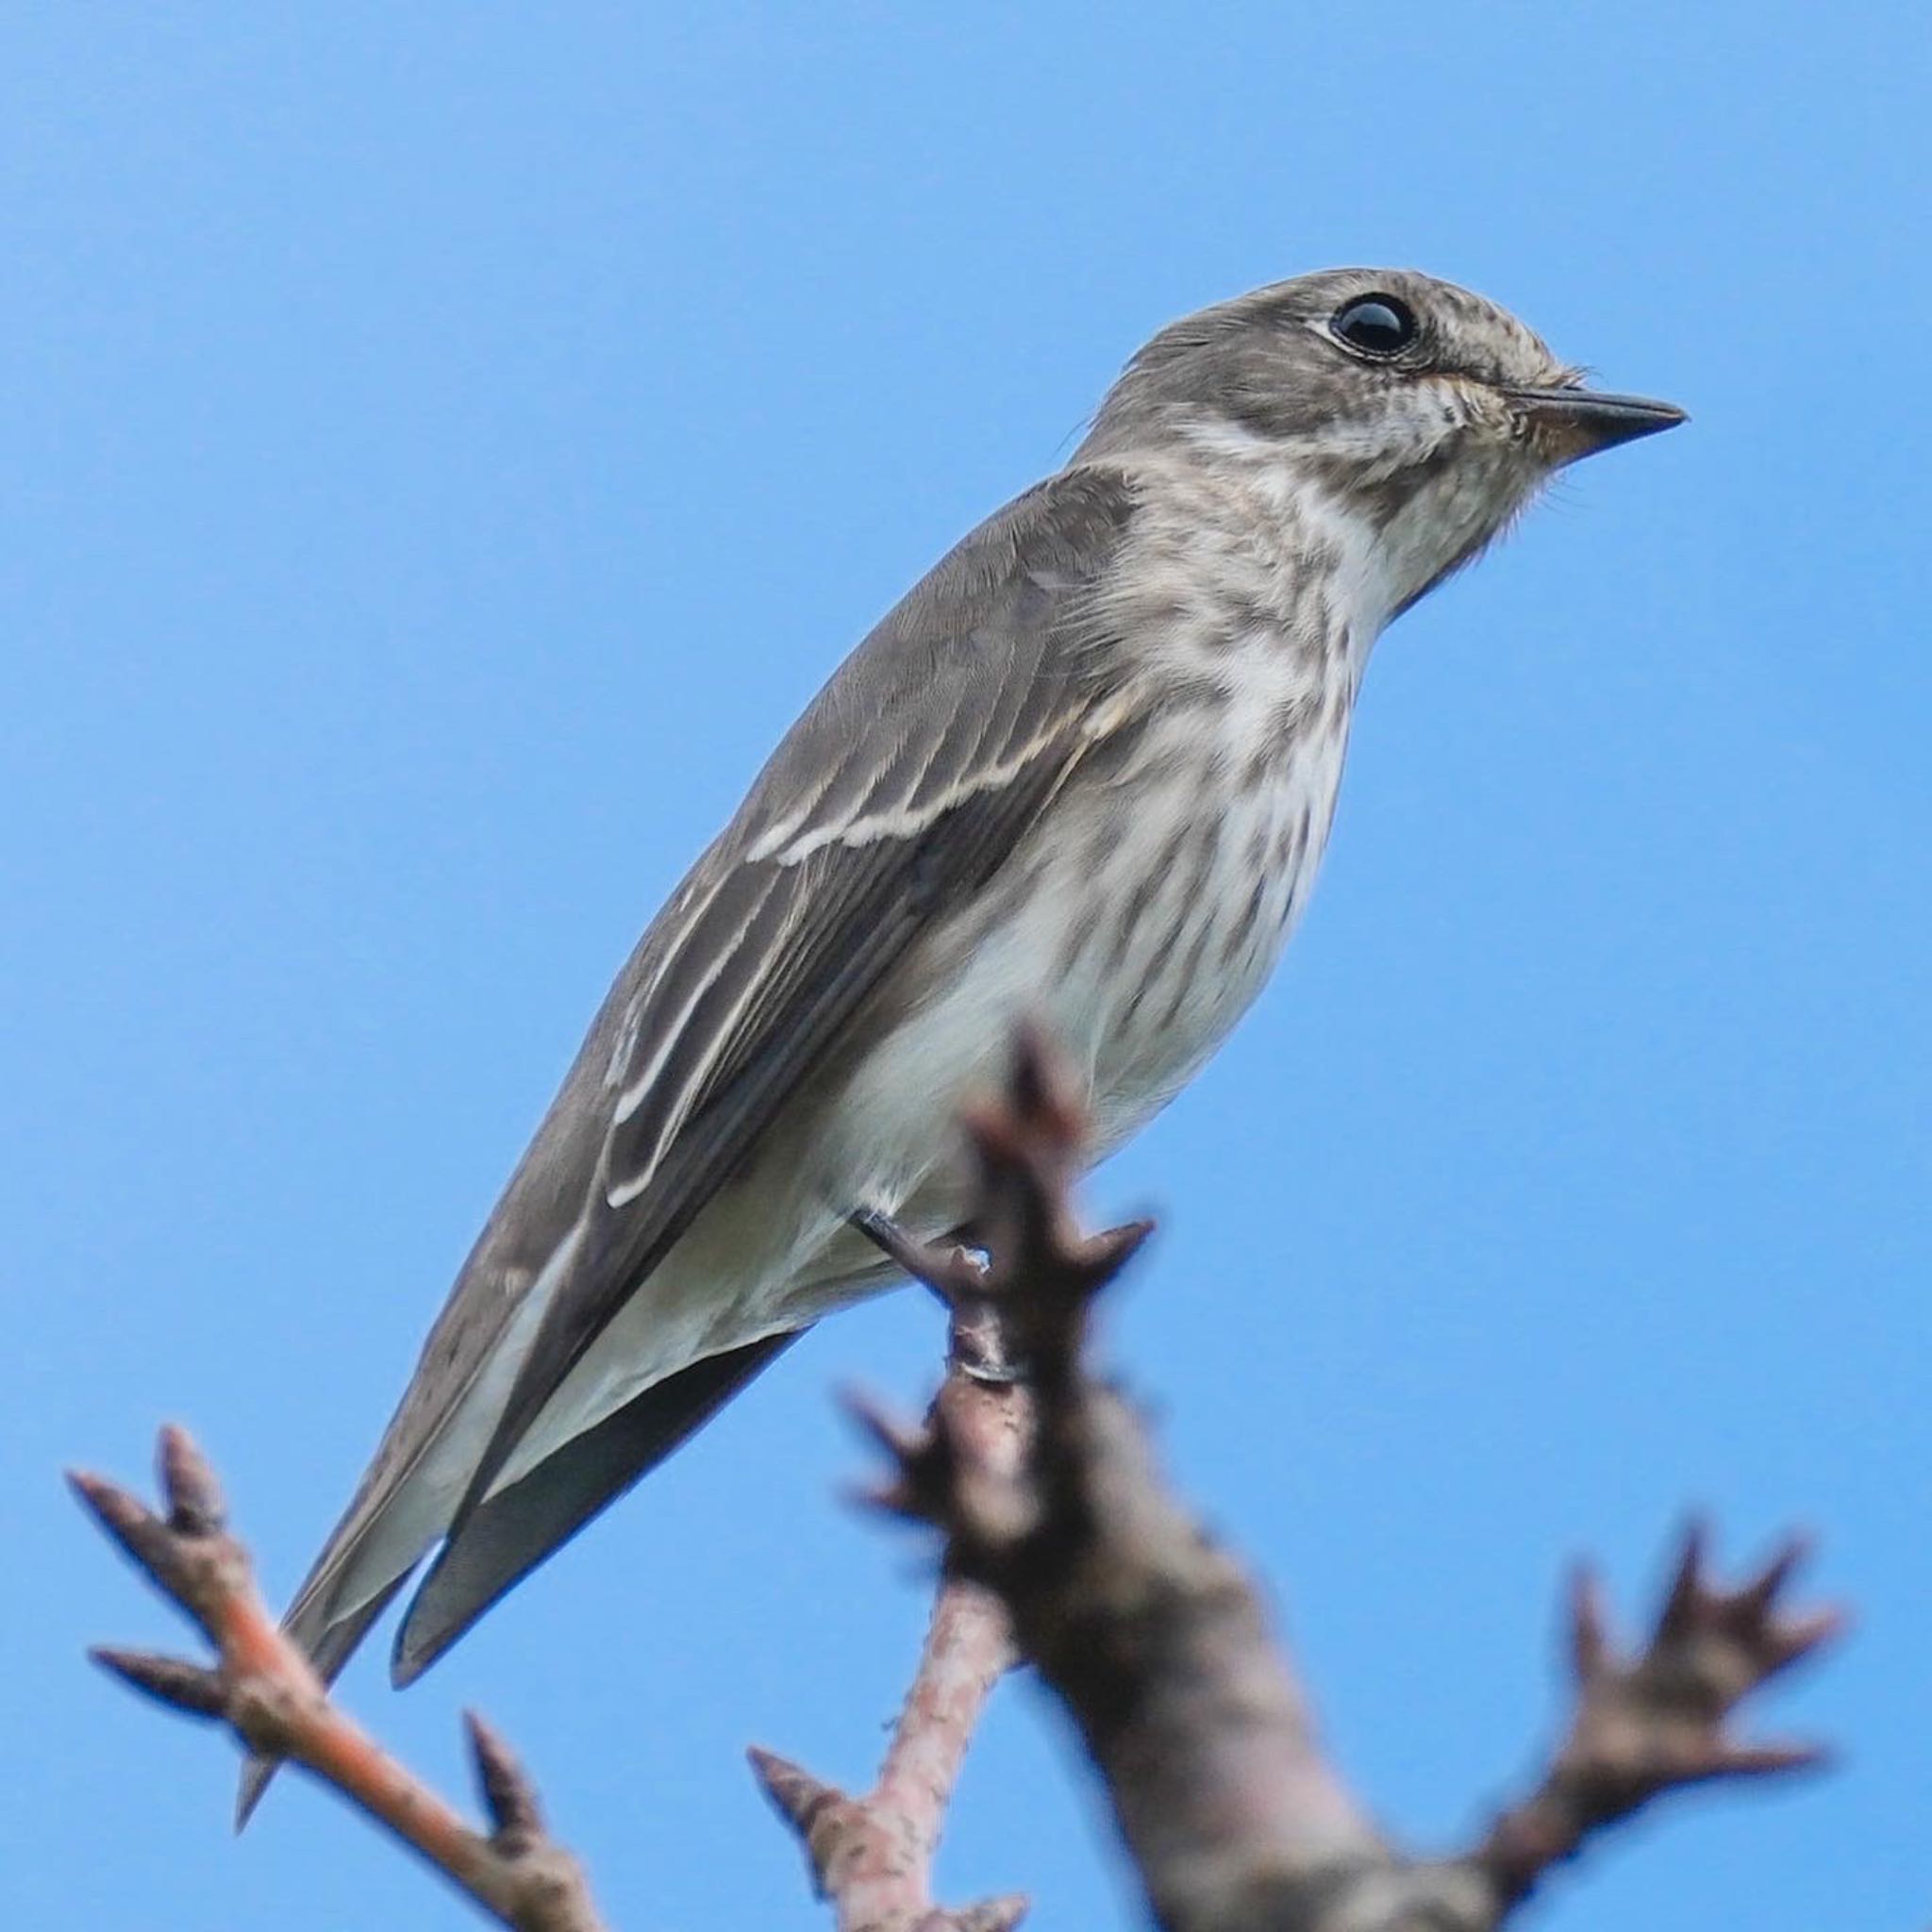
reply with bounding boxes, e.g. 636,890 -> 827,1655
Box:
71,1425 -> 605,1932
748,1239 -> 1036,1932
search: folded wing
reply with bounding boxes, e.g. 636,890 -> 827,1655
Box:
242,463 -> 1141,1820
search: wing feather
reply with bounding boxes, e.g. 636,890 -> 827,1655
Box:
446,464 -> 1139,1528
270,462 -> 1141,1696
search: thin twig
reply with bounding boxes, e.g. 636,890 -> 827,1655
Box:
1465,1523 -> 1843,1910
749,1213 -> 1035,1932
72,1425 -> 606,1932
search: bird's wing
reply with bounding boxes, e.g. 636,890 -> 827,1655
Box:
267,462 -> 1142,1683
440,461 -> 1143,1538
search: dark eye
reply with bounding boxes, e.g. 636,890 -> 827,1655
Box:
1332,294 -> 1417,357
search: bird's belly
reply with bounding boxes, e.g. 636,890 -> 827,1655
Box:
812,753 -> 1339,1209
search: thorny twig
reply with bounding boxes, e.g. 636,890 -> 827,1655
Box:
844,1031 -> 1842,1932
1471,1523 -> 1842,1909
70,1427 -> 605,1932
741,1090 -> 1086,1932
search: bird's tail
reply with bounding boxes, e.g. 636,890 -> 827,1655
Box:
234,1327 -> 805,1824
391,1328 -> 800,1684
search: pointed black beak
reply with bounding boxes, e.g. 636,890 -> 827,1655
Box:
1504,386 -> 1687,464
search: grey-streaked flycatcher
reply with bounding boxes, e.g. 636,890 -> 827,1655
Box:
242,268 -> 1681,1817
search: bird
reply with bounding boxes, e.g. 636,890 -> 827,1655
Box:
242,267 -> 1680,1816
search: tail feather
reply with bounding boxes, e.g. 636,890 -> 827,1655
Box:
392,1328 -> 800,1686
237,1327 -> 806,1824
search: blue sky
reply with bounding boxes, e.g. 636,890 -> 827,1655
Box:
7,6 -> 1926,1927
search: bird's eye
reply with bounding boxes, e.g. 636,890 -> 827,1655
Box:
1332,294 -> 1417,358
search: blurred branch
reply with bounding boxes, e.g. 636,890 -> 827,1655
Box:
848,1030 -> 1842,1932
70,1426 -> 605,1932
1469,1524 -> 1840,1910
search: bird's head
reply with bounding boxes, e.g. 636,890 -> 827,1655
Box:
1080,267 -> 1684,623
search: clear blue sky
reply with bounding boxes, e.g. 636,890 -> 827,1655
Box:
7,7 -> 1925,1927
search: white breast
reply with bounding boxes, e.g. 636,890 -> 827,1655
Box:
817,452 -> 1378,1208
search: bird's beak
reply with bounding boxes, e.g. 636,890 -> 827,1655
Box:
1503,386 -> 1687,465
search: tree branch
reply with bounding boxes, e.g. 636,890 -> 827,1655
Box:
1465,1523 -> 1842,1911
70,1425 -> 606,1932
852,1031 -> 1842,1932
747,1218 -> 1036,1932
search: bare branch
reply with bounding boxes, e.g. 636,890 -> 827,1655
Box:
750,1197 -> 1036,1932
848,1031 -> 1843,1932
1466,1524 -> 1842,1910
72,1426 -> 607,1932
